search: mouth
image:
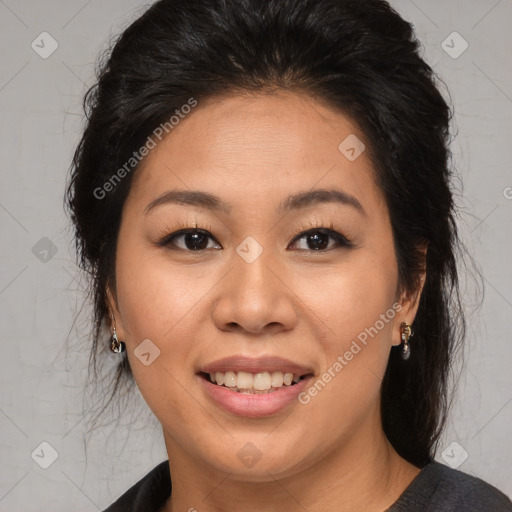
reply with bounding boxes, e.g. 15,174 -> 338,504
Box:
198,370 -> 314,417
198,370 -> 312,394
197,355 -> 315,417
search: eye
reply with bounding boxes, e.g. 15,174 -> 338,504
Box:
288,228 -> 353,252
158,226 -> 353,252
159,229 -> 221,251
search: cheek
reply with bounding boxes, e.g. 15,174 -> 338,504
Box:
293,247 -> 398,345
335,269 -> 397,348
295,253 -> 399,421
113,253 -> 207,423
115,240 -> 214,342
113,234 -> 208,375
295,250 -> 397,383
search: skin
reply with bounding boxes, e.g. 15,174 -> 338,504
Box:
108,90 -> 426,511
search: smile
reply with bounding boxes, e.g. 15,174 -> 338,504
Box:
205,370 -> 305,393
198,372 -> 314,417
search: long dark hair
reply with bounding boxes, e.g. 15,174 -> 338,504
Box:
66,0 -> 466,467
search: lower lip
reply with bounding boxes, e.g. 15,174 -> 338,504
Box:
197,374 -> 313,418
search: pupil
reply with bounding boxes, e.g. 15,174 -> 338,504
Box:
186,232 -> 207,250
309,232 -> 328,250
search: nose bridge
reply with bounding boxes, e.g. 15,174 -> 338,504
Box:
232,235 -> 278,310
212,235 -> 296,334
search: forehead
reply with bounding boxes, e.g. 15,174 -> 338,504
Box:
126,91 -> 386,218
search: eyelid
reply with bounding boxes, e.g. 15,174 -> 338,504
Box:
290,219 -> 354,245
157,227 -> 220,248
154,219 -> 214,243
156,222 -> 354,252
288,226 -> 354,250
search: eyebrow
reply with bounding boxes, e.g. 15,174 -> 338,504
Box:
144,188 -> 365,216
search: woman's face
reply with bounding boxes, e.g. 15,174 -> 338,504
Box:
109,91 -> 421,480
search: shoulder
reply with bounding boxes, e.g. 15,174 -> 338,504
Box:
102,460 -> 171,512
389,461 -> 512,512
431,462 -> 512,510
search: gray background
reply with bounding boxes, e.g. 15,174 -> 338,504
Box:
0,0 -> 511,510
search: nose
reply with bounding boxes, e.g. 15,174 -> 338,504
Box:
212,248 -> 298,336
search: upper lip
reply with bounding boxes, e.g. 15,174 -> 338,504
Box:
199,355 -> 314,376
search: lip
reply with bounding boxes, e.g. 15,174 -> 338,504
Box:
197,373 -> 314,418
199,355 -> 314,376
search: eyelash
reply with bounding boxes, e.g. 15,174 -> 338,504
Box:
157,220 -> 354,253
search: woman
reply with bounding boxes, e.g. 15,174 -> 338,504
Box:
66,0 -> 512,510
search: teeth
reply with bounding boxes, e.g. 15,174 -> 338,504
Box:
253,372 -> 271,390
208,370 -> 302,390
271,372 -> 284,387
224,371 -> 237,388
237,371 -> 254,389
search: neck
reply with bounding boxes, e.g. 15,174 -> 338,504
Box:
161,407 -> 420,512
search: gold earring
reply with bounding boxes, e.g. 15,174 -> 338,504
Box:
110,324 -> 126,353
400,322 -> 412,360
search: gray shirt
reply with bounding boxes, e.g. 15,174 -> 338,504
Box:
387,461 -> 512,511
103,459 -> 512,511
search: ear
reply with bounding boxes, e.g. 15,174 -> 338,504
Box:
106,282 -> 126,340
392,245 -> 428,346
